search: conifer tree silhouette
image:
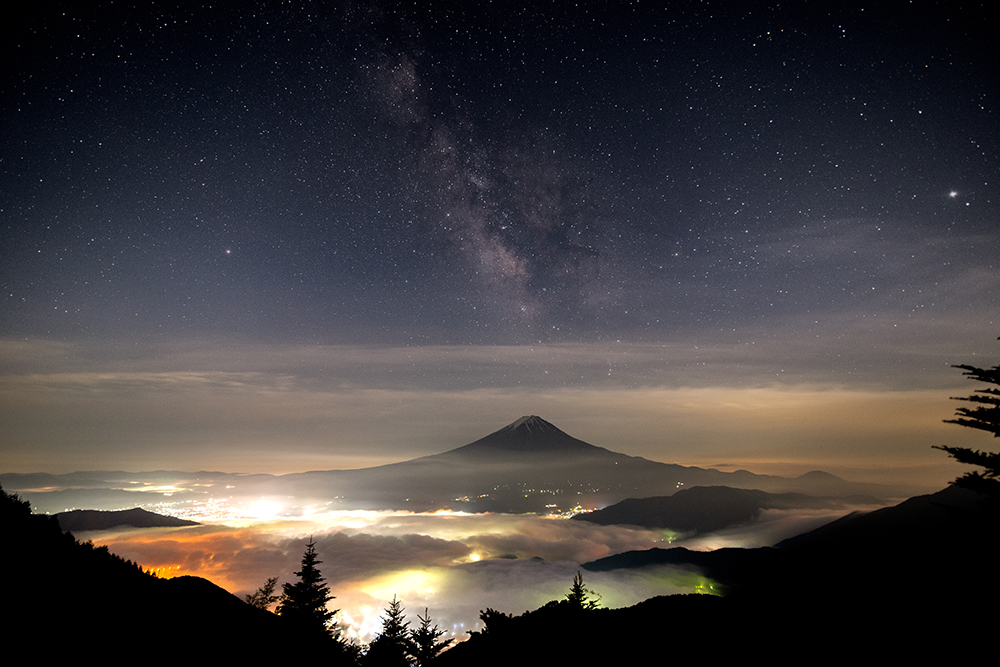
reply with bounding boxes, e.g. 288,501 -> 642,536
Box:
410,607 -> 451,666
364,595 -> 413,666
277,540 -> 337,638
565,571 -> 600,609
245,576 -> 280,610
936,342 -> 1000,499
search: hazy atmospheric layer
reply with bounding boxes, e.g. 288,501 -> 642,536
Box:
1,333 -> 993,487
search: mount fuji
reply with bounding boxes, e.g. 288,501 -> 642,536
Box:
4,416 -> 911,514
269,416 -> 902,512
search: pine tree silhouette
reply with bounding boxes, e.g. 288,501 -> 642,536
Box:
364,595 -> 413,666
936,343 -> 1000,499
410,607 -> 451,665
277,540 -> 337,638
565,571 -> 601,609
245,576 -> 280,610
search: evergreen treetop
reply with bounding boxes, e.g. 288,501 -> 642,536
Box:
411,607 -> 452,666
364,595 -> 414,667
936,344 -> 1000,500
277,540 -> 337,638
245,576 -> 280,610
565,571 -> 601,610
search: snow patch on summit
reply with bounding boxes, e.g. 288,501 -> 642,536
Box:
505,415 -> 555,433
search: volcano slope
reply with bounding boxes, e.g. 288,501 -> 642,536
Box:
273,416 -> 900,512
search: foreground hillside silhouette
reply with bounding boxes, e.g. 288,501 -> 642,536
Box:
7,476 -> 992,663
0,485 -> 349,661
438,484 -> 996,664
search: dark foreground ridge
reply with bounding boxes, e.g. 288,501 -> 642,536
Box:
4,476 -> 994,663
1,485 -> 349,661
439,484 -> 996,664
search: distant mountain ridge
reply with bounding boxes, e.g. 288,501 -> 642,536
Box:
55,507 -> 198,532
2,416 -> 919,514
573,485 -> 883,534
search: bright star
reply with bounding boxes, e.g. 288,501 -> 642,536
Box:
949,191 -> 958,198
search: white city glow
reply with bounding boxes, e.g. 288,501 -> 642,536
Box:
79,491 -> 866,645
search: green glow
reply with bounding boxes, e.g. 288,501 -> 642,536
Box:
658,529 -> 680,543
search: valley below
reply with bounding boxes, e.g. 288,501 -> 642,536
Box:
3,417 -> 921,647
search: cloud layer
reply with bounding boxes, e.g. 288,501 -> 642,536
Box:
84,508 -> 792,643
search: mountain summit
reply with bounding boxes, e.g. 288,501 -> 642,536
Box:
443,415 -> 607,458
504,415 -> 561,434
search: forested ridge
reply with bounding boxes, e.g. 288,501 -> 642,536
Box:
4,480 -> 993,664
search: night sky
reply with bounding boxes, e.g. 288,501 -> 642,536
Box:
2,1 -> 997,484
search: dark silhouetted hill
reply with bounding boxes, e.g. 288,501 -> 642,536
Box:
436,595 -> 736,665
55,507 -> 199,531
584,485 -> 992,578
438,485 -> 994,664
583,485 -> 993,652
573,485 -> 881,533
0,484 -> 352,661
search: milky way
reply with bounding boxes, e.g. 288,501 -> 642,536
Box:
1,1 -> 997,481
